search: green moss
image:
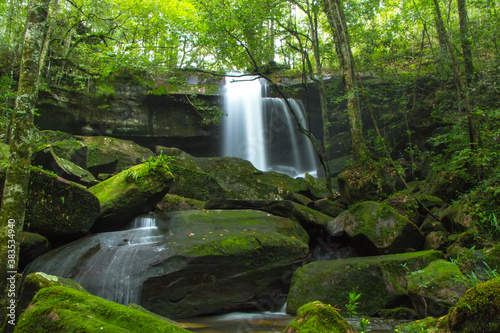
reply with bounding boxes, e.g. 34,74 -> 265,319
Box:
395,316 -> 439,333
15,286 -> 189,333
406,259 -> 465,293
283,301 -> 355,333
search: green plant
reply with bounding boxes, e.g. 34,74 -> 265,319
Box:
359,317 -> 371,332
345,288 -> 361,318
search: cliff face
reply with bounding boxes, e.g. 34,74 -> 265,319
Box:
35,81 -> 223,156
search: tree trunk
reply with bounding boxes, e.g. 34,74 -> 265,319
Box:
0,0 -> 51,331
323,0 -> 369,163
456,0 -> 475,82
432,0 -> 480,149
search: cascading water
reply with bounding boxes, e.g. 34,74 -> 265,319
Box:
25,214 -> 168,305
222,76 -> 320,178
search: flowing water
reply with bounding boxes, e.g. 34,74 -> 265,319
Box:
222,76 -> 320,178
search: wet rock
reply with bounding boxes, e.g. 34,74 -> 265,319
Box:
286,250 -> 444,316
282,301 -> 356,333
19,232 -> 50,271
155,194 -> 205,212
309,198 -> 345,218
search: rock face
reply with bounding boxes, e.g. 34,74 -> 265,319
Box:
15,286 -> 190,333
19,233 -> 50,271
286,250 -> 444,316
282,301 -> 356,333
327,201 -> 425,255
25,210 -> 309,319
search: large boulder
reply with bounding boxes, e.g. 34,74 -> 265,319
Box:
286,250 -> 444,316
435,277 -> 500,332
194,156 -> 308,200
19,233 -> 50,271
89,158 -> 174,231
15,286 -> 190,333
25,210 -> 309,318
34,133 -> 155,176
0,169 -> 100,241
327,201 -> 425,255
405,259 -> 469,318
282,301 -> 356,333
204,199 -> 333,230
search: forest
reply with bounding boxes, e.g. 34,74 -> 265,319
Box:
1,0 -> 500,332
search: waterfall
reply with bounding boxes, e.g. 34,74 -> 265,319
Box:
25,214 -> 167,305
222,76 -> 320,178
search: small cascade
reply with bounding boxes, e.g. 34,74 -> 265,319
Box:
222,76 -> 320,178
25,214 -> 168,305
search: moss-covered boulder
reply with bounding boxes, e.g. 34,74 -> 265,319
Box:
25,210 -> 309,319
17,272 -> 87,316
423,231 -> 449,251
204,199 -> 333,231
0,169 -> 100,241
405,259 -> 469,318
194,156 -> 308,200
441,200 -> 475,233
327,201 -> 425,254
282,301 -> 356,333
309,198 -> 345,218
286,250 -> 444,316
34,132 -> 155,176
155,194 -> 205,212
19,232 -> 50,271
436,277 -> 500,332
32,146 -> 96,185
15,286 -> 190,333
337,164 -> 401,204
89,159 -> 174,231
304,173 -> 329,199
421,169 -> 473,203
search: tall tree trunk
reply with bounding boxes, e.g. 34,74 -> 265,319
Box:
456,0 -> 475,82
0,1 -> 51,331
39,0 -> 59,76
323,0 -> 369,163
432,0 -> 480,149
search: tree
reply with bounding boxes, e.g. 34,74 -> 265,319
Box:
0,0 -> 51,330
323,0 -> 369,163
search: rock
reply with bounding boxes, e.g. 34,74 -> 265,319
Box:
15,286 -> 190,333
0,169 -> 100,241
89,159 -> 174,231
26,210 -> 309,319
309,198 -> 345,218
421,169 -> 473,203
194,156 -> 308,200
328,155 -> 352,178
282,301 -> 356,333
383,192 -> 420,225
327,201 -> 425,255
32,146 -> 96,185
337,165 -> 402,204
19,232 -> 50,271
304,173 -> 328,198
34,133 -> 155,176
405,260 -> 469,318
441,201 -> 475,233
437,277 -> 500,332
423,231 -> 448,251
17,272 -> 86,315
204,199 -> 333,231
285,192 -> 313,206
286,250 -> 444,316
155,194 -> 205,212
142,210 -> 309,318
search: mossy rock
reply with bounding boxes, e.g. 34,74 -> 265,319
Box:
286,250 -> 444,316
0,169 -> 100,241
441,200 -> 475,233
421,168 -> 474,203
423,231 -> 449,251
309,198 -> 345,218
438,277 -> 500,332
155,194 -> 205,212
405,259 -> 469,318
304,173 -> 328,199
89,161 -> 174,231
327,201 -> 425,254
194,156 -> 307,200
17,272 -> 86,316
282,301 -> 356,333
395,316 -> 439,333
204,199 -> 333,231
14,286 -> 189,333
384,192 -> 421,225
337,164 -> 401,204
19,232 -> 50,271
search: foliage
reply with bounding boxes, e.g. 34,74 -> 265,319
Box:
124,154 -> 175,183
345,288 -> 361,318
